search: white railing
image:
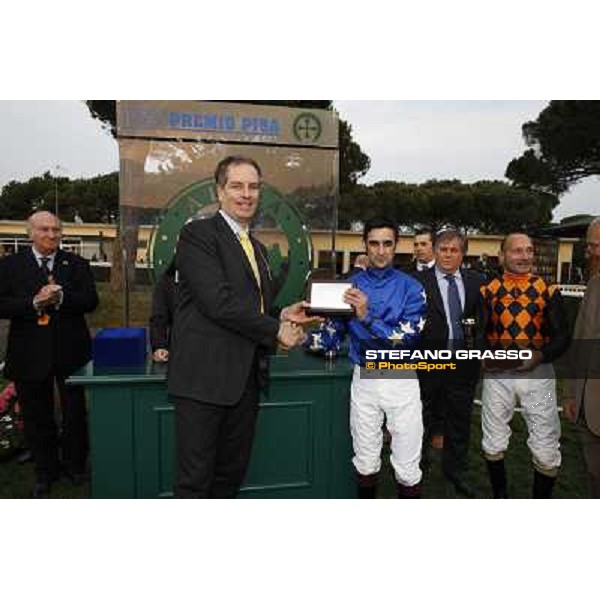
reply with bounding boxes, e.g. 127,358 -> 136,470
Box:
0,238 -> 108,263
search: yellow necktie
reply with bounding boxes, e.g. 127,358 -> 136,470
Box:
239,231 -> 264,313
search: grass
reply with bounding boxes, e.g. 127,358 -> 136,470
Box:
0,282 -> 151,498
0,396 -> 589,499
0,284 -> 590,498
378,403 -> 589,499
0,459 -> 90,499
87,282 -> 153,329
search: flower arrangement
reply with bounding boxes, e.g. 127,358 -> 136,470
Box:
0,383 -> 24,460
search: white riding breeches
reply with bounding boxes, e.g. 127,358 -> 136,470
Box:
481,363 -> 561,472
350,367 -> 423,486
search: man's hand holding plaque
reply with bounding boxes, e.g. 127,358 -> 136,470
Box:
280,301 -> 323,326
305,281 -> 354,317
343,287 -> 367,320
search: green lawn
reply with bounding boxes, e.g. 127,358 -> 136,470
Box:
0,284 -> 590,498
378,403 -> 589,499
87,282 -> 153,329
0,400 -> 589,499
0,282 -> 151,498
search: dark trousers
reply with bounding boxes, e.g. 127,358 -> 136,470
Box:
421,376 -> 477,479
15,377 -> 89,481
422,381 -> 445,439
577,421 -> 600,498
173,366 -> 260,499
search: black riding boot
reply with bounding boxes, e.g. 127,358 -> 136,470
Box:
397,481 -> 422,499
533,470 -> 556,499
356,472 -> 377,499
486,458 -> 507,499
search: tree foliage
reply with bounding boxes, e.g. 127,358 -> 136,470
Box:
506,100 -> 600,194
85,100 -> 117,137
0,171 -> 119,222
339,179 -> 557,234
0,170 -> 557,236
84,100 -> 370,194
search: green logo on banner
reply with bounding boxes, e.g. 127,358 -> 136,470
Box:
293,113 -> 322,142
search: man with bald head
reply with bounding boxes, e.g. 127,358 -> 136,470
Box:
480,232 -> 570,498
563,218 -> 600,497
0,211 -> 98,497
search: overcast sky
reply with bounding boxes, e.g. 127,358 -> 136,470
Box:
0,100 -> 597,221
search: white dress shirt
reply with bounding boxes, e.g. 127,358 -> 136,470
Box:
434,266 -> 465,340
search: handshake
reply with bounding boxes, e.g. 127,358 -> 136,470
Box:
277,301 -> 323,351
277,321 -> 306,350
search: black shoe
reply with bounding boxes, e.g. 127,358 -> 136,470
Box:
397,481 -> 422,499
486,459 -> 508,499
30,480 -> 52,498
64,471 -> 88,486
533,470 -> 556,499
447,474 -> 476,498
355,471 -> 378,499
357,485 -> 376,499
15,449 -> 33,464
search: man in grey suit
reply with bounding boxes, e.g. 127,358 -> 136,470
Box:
563,217 -> 600,497
168,155 -> 310,499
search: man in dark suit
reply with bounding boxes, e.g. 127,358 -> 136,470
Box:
167,155 -> 309,499
415,228 -> 483,497
149,258 -> 177,363
0,211 -> 98,497
563,218 -> 600,497
410,226 -> 435,273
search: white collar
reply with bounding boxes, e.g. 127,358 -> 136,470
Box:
32,248 -> 57,263
219,209 -> 250,238
435,266 -> 462,281
417,259 -> 435,271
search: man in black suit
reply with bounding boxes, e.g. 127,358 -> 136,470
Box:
0,211 -> 98,497
168,156 -> 310,499
411,226 -> 435,273
149,258 -> 177,363
415,228 -> 483,497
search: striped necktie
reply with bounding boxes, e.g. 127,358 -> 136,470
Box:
239,231 -> 264,313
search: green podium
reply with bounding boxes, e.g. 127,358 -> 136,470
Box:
69,349 -> 356,498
